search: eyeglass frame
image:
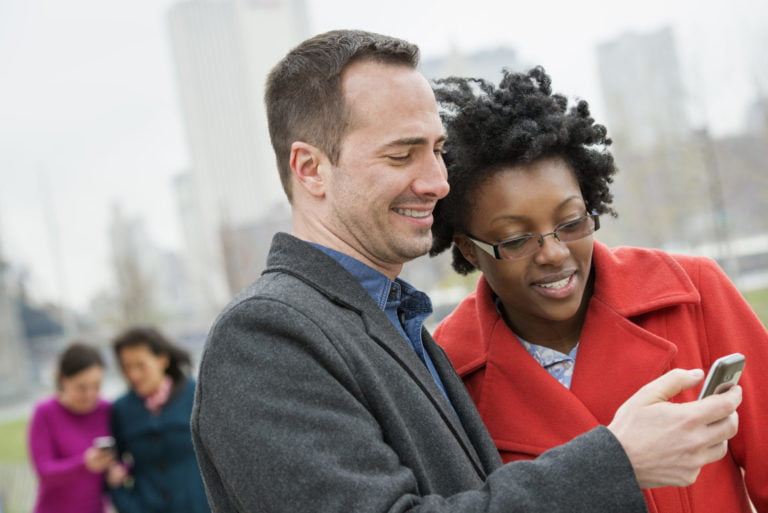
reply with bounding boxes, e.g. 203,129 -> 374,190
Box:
463,212 -> 600,260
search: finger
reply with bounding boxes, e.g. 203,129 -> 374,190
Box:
685,411 -> 739,459
696,386 -> 742,425
706,410 -> 739,440
699,440 -> 729,466
635,368 -> 705,404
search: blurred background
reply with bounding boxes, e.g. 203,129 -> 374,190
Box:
1,0 -> 767,510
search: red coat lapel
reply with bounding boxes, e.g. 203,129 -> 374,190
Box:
571,297 -> 678,422
476,313 -> 600,456
435,242 -> 696,459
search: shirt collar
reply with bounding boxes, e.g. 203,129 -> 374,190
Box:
308,243 -> 432,314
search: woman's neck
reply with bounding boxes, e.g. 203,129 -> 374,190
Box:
501,311 -> 582,354
499,279 -> 593,355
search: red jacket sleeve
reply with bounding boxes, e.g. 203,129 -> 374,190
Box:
685,256 -> 768,510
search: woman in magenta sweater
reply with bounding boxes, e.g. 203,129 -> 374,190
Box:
28,342 -> 115,513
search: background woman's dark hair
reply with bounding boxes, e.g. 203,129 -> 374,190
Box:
430,66 -> 618,275
57,342 -> 104,387
112,326 -> 192,385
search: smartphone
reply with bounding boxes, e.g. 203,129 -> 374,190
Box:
93,436 -> 116,450
697,353 -> 745,400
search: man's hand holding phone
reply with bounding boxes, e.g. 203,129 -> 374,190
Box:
608,367 -> 742,489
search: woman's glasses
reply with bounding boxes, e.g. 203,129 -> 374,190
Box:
465,213 -> 600,260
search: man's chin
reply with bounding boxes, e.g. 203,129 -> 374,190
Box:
397,238 -> 432,261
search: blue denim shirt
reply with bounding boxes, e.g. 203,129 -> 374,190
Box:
311,244 -> 454,406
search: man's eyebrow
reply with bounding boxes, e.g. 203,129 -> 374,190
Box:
383,135 -> 446,148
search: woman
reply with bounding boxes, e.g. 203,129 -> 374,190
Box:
109,326 -> 210,513
28,342 -> 114,513
430,67 -> 767,512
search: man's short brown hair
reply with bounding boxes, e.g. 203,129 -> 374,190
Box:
265,29 -> 419,202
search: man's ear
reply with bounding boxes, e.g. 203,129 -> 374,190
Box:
290,141 -> 328,198
453,233 -> 480,269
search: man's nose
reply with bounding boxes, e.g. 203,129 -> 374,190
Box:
413,152 -> 449,199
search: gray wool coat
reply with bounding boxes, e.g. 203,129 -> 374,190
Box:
191,232 -> 647,513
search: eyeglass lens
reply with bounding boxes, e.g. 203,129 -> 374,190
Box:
499,215 -> 596,258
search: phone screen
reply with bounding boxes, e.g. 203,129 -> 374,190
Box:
93,435 -> 116,450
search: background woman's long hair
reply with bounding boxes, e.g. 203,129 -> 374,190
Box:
112,326 -> 192,386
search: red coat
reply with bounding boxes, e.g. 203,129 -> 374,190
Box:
434,242 -> 768,513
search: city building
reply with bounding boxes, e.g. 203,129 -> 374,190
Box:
167,0 -> 309,303
596,26 -> 690,155
593,26 -> 706,251
108,204 -> 199,330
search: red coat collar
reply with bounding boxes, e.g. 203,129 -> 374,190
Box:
433,241 -> 701,456
590,241 -> 700,316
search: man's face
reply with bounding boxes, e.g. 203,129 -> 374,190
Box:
323,60 -> 449,278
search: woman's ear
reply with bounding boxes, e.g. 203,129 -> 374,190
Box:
453,233 -> 480,269
289,141 -> 328,198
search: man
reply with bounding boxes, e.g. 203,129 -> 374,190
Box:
191,29 -> 741,512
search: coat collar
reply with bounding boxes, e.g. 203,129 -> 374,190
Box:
590,241 -> 700,316
438,240 -> 701,376
263,232 -> 486,475
263,234 -> 432,380
263,232 -> 375,312
434,241 -> 701,456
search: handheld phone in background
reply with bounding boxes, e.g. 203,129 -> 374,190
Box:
697,353 -> 745,400
93,436 -> 116,451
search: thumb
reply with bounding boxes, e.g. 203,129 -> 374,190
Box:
634,368 -> 705,404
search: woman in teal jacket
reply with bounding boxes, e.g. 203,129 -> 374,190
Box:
108,326 -> 210,513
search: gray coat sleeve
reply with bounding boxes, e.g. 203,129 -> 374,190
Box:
191,296 -> 646,513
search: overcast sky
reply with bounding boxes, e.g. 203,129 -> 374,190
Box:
1,0 -> 766,310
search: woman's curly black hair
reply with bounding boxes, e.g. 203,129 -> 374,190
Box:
430,66 -> 618,274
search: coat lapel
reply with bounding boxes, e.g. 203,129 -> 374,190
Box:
475,299 -> 678,457
570,242 -> 699,424
442,242 -> 695,459
423,332 -> 492,475
475,313 -> 600,455
572,297 -> 678,422
360,288 -> 486,475
265,233 -> 486,473
363,304 -> 464,416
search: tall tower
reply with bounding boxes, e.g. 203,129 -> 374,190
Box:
596,26 -> 690,155
595,27 -> 709,251
167,0 -> 309,305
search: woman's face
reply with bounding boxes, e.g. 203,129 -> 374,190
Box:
118,344 -> 169,398
456,157 -> 595,336
59,365 -> 104,414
